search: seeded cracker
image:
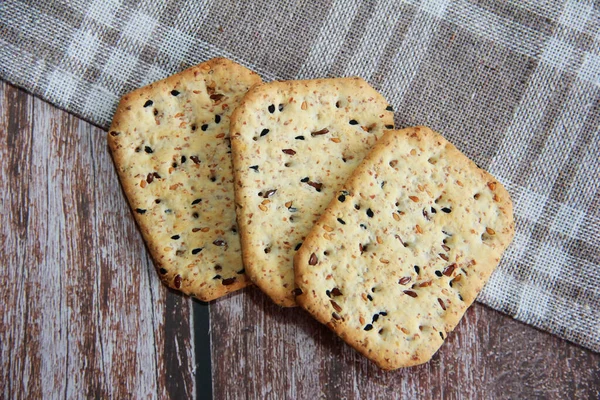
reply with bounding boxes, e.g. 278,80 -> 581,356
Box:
108,58 -> 261,301
294,127 -> 515,369
231,78 -> 394,306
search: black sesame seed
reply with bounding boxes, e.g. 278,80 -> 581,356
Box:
295,243 -> 302,251
135,208 -> 146,214
366,208 -> 374,218
364,324 -> 373,331
181,156 -> 187,163
278,104 -> 284,112
153,109 -> 158,116
380,311 -> 387,316
135,147 -> 141,152
143,100 -> 153,107
159,268 -> 167,274
337,218 -> 346,225
210,176 -> 216,182
449,281 -> 453,288
458,294 -> 464,301
385,125 -> 394,129
172,162 -> 178,168
192,212 -> 199,218
171,235 -> 180,240
155,199 -> 161,204
440,332 -> 444,339
201,124 -> 208,131
435,271 -> 443,277
386,105 -> 394,112
213,275 -> 221,280
360,224 -> 367,229
250,165 -> 259,172
295,136 -> 305,140
237,268 -> 245,274
268,104 -> 275,113
367,294 -> 373,301
349,119 -> 358,125
372,314 -> 380,322
144,146 -> 153,153
165,209 -> 172,214
414,265 -> 420,274
215,115 -> 221,123
442,207 -> 452,213
192,248 -> 203,255
338,194 -> 346,202
192,199 -> 202,205
301,177 -> 309,183
431,207 -> 437,213
326,290 -> 331,298
171,90 -> 180,96
260,128 -> 269,137
288,207 -> 298,212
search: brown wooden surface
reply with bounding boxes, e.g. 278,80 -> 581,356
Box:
1,80 -> 599,399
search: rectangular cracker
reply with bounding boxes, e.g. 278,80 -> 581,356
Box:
294,127 -> 515,369
107,58 -> 261,301
230,77 -> 394,306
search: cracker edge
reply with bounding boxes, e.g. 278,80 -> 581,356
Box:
230,77 -> 394,307
107,57 -> 262,301
294,126 -> 516,369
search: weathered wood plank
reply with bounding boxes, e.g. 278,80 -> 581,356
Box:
0,82 -> 195,399
210,288 -> 600,399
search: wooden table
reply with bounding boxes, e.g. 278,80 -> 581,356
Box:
1,80 -> 598,399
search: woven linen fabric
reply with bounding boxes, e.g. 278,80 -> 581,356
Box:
1,0 -> 599,352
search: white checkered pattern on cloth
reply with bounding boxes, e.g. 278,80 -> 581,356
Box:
1,0 -> 598,352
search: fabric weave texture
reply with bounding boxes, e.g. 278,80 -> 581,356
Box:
1,0 -> 598,352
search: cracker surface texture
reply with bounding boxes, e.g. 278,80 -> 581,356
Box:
108,58 -> 261,301
231,77 -> 394,306
295,127 -> 515,369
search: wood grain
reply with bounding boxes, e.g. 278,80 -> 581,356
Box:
211,287 -> 599,399
0,81 -> 195,399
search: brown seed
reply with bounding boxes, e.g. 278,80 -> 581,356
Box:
331,287 -> 343,296
282,149 -> 296,155
308,181 -> 323,191
453,274 -> 462,282
213,239 -> 226,246
410,149 -> 417,155
301,101 -> 307,110
174,275 -> 182,289
361,293 -> 368,301
293,288 -> 303,296
401,327 -> 410,335
443,263 -> 457,277
359,316 -> 365,325
311,128 -> 329,136
399,277 -> 411,285
442,244 -> 451,252
409,196 -> 419,202
330,300 -> 342,313
222,277 -> 236,285
147,173 -> 154,184
389,160 -> 398,167
380,258 -> 389,264
415,225 -> 423,234
210,93 -> 224,102
330,138 -> 341,143
418,280 -> 432,287
486,227 -> 496,235
285,201 -> 292,208
439,253 -> 449,261
109,131 -> 120,136
393,212 -> 401,221
438,298 -> 446,310
140,180 -> 147,188
376,236 -> 383,244
201,227 -> 210,232
332,312 -> 341,320
309,253 -> 318,265
323,225 -> 334,232
404,290 -> 418,298
263,189 -> 277,198
488,182 -> 497,191
258,204 -> 267,211
190,156 -> 201,164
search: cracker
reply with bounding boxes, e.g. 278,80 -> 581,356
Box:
107,58 -> 261,301
230,77 -> 394,306
294,127 -> 515,369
